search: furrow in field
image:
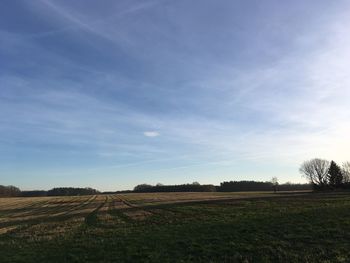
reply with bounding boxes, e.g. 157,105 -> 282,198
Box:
0,195 -> 102,238
113,195 -> 153,221
96,195 -> 119,225
0,198 -> 33,210
106,195 -> 134,223
5,197 -> 74,219
22,195 -> 93,220
0,197 -> 61,222
117,192 -> 292,208
0,196 -> 99,232
50,195 -> 97,217
0,198 -> 52,213
84,196 -> 108,226
1,196 -> 88,222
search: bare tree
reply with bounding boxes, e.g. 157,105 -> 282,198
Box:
299,158 -> 330,186
343,162 -> 350,183
271,177 -> 278,193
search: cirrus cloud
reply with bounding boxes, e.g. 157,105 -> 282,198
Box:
143,131 -> 160,137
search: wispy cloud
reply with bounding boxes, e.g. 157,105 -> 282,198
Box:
143,131 -> 160,137
30,0 -> 163,43
1,1 -> 350,190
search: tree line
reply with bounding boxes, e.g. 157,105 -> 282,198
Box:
133,181 -> 312,193
218,180 -> 311,192
0,185 -> 21,197
47,187 -> 100,196
0,186 -> 100,197
1,180 -> 315,197
133,183 -> 217,193
300,159 -> 350,190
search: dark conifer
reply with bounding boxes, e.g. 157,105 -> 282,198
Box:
328,161 -> 343,188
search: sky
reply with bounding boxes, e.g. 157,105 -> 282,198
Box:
1,0 -> 350,191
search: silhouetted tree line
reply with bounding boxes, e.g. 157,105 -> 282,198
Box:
217,180 -> 311,192
276,183 -> 312,191
219,181 -> 272,192
133,181 -> 311,193
1,178 -> 316,198
0,185 -> 21,197
0,187 -> 100,197
20,190 -> 49,197
300,159 -> 350,190
47,187 -> 100,196
102,190 -> 133,194
133,183 -> 217,193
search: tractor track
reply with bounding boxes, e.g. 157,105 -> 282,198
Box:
84,196 -> 108,226
0,195 -> 98,232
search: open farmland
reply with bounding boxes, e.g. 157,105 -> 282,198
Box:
1,191 -> 350,262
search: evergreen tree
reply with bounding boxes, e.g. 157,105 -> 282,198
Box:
328,161 -> 343,188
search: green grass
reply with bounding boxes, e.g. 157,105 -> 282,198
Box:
1,192 -> 350,262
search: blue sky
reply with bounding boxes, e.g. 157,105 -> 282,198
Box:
1,0 -> 350,191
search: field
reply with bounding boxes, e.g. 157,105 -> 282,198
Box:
1,191 -> 350,262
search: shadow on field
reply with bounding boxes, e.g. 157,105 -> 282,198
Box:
0,196 -> 100,229
2,191 -> 350,233
115,191 -> 350,214
84,196 -> 107,226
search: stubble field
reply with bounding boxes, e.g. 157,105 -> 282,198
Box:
1,191 -> 350,262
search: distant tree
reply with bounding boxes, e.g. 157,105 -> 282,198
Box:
192,181 -> 200,185
218,180 -> 312,192
271,177 -> 279,193
47,187 -> 99,196
219,181 -> 273,192
20,190 -> 47,197
133,183 -> 216,192
328,161 -> 343,188
277,183 -> 312,191
342,162 -> 350,183
299,158 -> 330,187
133,184 -> 153,192
0,185 -> 21,197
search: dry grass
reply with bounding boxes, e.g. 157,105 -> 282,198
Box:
118,191 -> 306,206
3,191 -> 347,263
0,191 -> 309,233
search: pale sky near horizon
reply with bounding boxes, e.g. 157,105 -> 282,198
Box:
1,0 -> 350,191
